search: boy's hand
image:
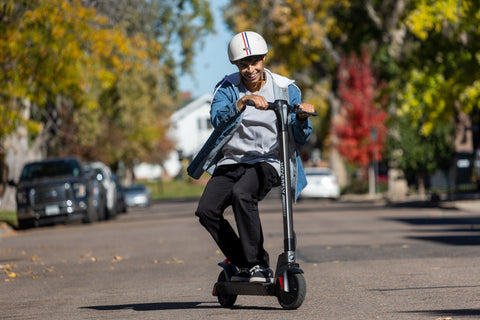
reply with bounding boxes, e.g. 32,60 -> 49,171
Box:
237,95 -> 268,111
297,103 -> 315,120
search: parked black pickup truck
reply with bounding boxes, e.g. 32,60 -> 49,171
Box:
12,157 -> 104,229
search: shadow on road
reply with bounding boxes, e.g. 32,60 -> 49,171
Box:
385,216 -> 480,245
81,301 -> 280,311
407,235 -> 480,245
397,308 -> 480,317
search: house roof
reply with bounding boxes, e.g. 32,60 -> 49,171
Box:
171,93 -> 212,121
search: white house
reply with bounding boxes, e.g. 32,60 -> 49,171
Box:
163,93 -> 214,177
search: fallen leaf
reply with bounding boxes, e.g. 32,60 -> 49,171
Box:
3,264 -> 19,278
6,270 -> 19,278
43,266 -> 55,273
166,257 -> 184,264
172,257 -> 184,263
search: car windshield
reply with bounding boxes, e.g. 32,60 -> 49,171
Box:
20,160 -> 81,181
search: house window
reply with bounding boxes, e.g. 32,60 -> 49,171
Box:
198,118 -> 213,130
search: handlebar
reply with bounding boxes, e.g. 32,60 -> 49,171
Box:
245,99 -> 317,117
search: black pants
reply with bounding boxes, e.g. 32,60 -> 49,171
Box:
195,162 -> 280,269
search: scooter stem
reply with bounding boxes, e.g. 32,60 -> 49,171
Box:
271,100 -> 296,264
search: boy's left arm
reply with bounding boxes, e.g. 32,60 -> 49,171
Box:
288,85 -> 313,145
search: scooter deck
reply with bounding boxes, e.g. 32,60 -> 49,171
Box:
213,281 -> 276,296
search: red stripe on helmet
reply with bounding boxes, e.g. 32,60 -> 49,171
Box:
241,32 -> 251,55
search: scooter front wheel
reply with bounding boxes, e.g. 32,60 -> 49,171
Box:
216,270 -> 237,308
276,273 -> 306,310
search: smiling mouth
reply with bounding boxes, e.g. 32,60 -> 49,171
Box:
247,73 -> 258,81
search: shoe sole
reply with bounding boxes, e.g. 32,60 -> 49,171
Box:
249,277 -> 273,283
231,276 -> 251,282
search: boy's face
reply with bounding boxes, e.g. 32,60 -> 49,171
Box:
234,55 -> 266,86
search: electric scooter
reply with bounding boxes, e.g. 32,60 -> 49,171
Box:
212,99 -> 317,310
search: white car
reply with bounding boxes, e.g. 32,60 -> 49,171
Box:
300,167 -> 340,200
87,161 -> 118,219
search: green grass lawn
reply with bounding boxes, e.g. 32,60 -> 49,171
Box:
0,210 -> 17,228
145,179 -> 206,200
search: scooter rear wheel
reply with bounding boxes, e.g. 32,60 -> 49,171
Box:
216,270 -> 237,308
276,273 -> 306,310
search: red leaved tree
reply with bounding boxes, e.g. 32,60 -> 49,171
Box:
332,50 -> 387,182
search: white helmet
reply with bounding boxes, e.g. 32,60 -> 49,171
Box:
228,31 -> 268,62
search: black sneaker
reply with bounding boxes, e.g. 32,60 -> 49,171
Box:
231,268 -> 251,282
218,259 -> 238,281
249,265 -> 273,283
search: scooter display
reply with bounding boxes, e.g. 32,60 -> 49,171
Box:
212,99 -> 317,310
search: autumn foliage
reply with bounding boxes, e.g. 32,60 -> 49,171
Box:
333,51 -> 387,169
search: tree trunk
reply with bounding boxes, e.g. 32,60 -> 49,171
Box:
368,163 -> 376,195
328,92 -> 348,188
0,99 -> 49,211
0,128 -> 44,210
417,174 -> 425,196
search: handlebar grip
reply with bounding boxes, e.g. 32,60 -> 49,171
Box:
297,110 -> 318,116
245,99 -> 256,107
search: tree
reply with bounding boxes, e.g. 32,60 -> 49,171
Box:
0,0 -> 213,209
397,0 -> 480,134
332,51 -> 387,193
388,114 -> 455,195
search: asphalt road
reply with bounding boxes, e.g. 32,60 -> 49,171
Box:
1,198 -> 480,320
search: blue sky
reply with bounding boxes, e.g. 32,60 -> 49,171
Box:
178,0 -> 235,98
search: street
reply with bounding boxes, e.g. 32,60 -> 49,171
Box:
1,198 -> 480,320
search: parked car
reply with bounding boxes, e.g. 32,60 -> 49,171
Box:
124,184 -> 151,207
85,161 -> 118,219
11,157 -> 103,228
299,167 -> 340,200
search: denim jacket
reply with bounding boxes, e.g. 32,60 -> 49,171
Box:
187,69 -> 313,199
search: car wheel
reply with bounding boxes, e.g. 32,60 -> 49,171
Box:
97,202 -> 106,221
106,202 -> 117,220
17,219 -> 33,230
82,197 -> 99,224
